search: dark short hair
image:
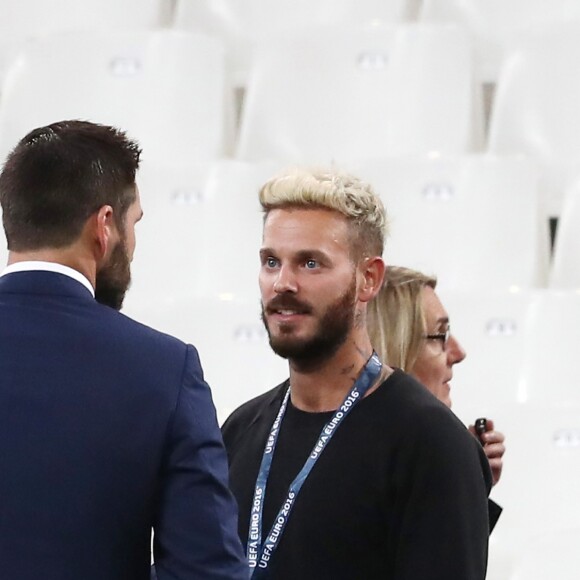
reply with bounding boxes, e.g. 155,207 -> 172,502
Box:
0,120 -> 142,251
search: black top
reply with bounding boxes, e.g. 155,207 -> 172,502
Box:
222,369 -> 492,580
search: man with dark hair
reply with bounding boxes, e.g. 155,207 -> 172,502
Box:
0,120 -> 247,580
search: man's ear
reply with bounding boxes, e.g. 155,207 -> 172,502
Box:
94,205 -> 117,261
358,256 -> 386,303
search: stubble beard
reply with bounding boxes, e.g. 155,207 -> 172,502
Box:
94,237 -> 132,311
261,279 -> 357,372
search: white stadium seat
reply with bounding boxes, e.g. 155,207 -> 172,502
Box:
125,160 -> 283,310
174,0 -> 411,86
0,0 -> 171,82
509,529 -> 580,580
517,290 -> 580,406
0,30 -> 232,169
0,0 -> 169,33
420,0 -> 580,82
487,22 -> 580,217
236,24 -> 482,164
550,177 -> 580,289
356,154 -> 548,291
124,163 -> 215,311
434,289 -> 534,423
124,295 -> 288,425
438,290 -> 580,411
487,403 -> 580,578
194,159 -> 284,302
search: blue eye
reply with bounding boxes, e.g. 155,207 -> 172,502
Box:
266,257 -> 278,268
305,259 -> 317,269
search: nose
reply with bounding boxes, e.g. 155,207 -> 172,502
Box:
447,334 -> 466,365
273,264 -> 298,294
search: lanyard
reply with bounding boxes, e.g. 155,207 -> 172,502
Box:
247,352 -> 382,578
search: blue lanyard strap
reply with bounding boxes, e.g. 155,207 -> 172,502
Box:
247,352 -> 382,577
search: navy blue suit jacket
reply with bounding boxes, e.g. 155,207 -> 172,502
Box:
0,271 -> 247,579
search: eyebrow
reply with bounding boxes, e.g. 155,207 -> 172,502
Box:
259,248 -> 331,262
294,249 -> 330,262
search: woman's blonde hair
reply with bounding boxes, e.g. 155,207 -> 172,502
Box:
367,266 -> 437,371
259,167 -> 387,259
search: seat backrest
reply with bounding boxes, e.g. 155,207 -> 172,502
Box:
487,22 -> 580,215
509,529 -> 580,580
357,154 -> 548,291
0,0 -> 169,36
174,0 -> 411,85
433,289 -> 534,423
420,0 -> 580,82
488,402 -> 580,569
518,290 -> 580,406
236,24 -> 481,164
124,295 -> 288,424
124,162 -> 215,310
0,0 -> 172,81
549,177 -> 580,288
126,159 -> 283,310
0,30 -> 231,168
194,159 -> 284,302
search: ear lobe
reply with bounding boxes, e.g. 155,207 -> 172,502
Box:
358,256 -> 386,303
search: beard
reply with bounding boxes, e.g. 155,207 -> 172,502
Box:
261,278 -> 357,370
95,238 -> 131,311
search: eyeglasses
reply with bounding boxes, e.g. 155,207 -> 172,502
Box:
423,327 -> 451,350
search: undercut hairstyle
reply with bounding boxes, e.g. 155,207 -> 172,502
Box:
367,266 -> 437,371
0,120 -> 141,251
258,167 -> 387,260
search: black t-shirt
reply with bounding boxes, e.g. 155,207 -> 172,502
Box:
222,369 -> 491,580
261,398 -> 333,537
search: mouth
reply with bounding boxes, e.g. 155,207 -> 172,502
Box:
265,298 -> 312,320
269,309 -> 309,323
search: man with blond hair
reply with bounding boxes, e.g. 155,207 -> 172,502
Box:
222,168 -> 491,579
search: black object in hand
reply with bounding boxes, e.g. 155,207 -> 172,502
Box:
475,417 -> 487,444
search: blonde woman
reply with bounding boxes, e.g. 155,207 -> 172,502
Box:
367,266 -> 505,529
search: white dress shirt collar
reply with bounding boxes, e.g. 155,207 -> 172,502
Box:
1,261 -> 95,297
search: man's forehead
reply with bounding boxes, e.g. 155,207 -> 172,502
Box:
262,207 -> 351,252
263,206 -> 349,234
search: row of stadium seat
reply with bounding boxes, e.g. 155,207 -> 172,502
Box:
4,156 -> 579,294
176,0 -> 580,86
125,158 -> 580,298
3,23 -> 580,217
1,0 -> 579,86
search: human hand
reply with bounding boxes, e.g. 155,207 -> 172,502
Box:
469,418 -> 505,486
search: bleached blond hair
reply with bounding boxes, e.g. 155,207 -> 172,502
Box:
367,266 -> 437,371
259,167 -> 387,259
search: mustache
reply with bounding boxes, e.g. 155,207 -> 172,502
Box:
264,294 -> 313,314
